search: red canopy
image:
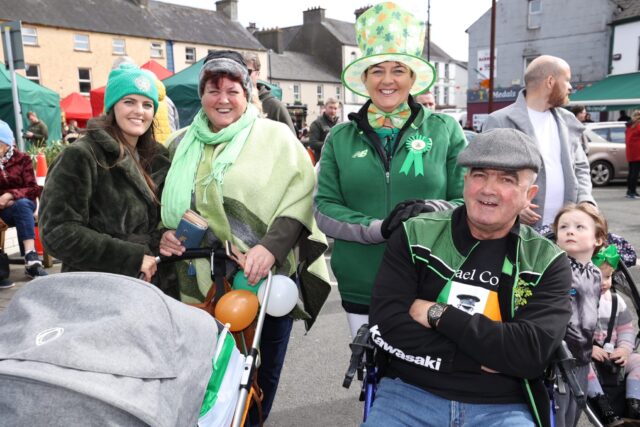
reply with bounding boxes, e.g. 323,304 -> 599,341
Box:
89,86 -> 105,117
141,60 -> 174,81
61,92 -> 92,127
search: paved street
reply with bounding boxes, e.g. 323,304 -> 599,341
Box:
1,184 -> 639,426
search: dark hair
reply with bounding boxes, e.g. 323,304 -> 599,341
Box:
87,110 -> 159,203
199,69 -> 247,99
570,105 -> 586,116
364,61 -> 416,79
552,203 -> 608,256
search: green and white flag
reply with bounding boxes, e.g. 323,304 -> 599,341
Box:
198,327 -> 245,427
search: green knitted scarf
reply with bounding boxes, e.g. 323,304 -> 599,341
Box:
161,104 -> 259,228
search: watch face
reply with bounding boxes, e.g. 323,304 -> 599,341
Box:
428,304 -> 445,328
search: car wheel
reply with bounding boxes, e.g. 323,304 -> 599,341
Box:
590,160 -> 613,187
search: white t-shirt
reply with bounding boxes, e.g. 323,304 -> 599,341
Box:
527,108 -> 565,225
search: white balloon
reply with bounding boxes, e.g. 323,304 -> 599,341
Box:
257,275 -> 299,317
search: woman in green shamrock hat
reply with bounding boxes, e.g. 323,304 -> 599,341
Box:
314,1 -> 467,338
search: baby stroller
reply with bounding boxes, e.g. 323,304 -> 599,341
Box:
0,245 -> 276,427
0,272 -> 222,426
537,227 -> 640,426
584,256 -> 640,426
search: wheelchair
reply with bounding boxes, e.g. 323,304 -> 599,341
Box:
343,323 -> 603,426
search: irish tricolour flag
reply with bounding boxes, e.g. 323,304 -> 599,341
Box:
198,326 -> 245,427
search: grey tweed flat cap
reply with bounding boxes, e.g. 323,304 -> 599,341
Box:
458,128 -> 542,173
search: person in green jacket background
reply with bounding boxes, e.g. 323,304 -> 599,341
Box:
24,111 -> 49,149
314,1 -> 467,338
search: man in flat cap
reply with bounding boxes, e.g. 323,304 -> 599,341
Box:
366,128 -> 571,427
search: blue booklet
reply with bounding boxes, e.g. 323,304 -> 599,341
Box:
175,210 -> 208,248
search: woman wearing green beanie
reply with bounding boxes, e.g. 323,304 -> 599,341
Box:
39,63 -> 171,283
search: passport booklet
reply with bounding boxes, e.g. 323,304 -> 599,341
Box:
175,209 -> 209,248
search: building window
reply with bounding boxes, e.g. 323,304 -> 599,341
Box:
74,34 -> 90,51
185,47 -> 196,63
25,64 -> 40,84
317,84 -> 324,103
444,63 -> 450,80
523,56 -> 538,77
22,27 -> 38,46
78,68 -> 92,94
336,86 -> 341,100
112,39 -> 126,55
434,85 -> 440,102
528,0 -> 542,29
293,84 -> 301,102
151,42 -> 163,58
443,87 -> 450,106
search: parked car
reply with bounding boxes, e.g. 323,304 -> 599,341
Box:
585,121 -> 629,186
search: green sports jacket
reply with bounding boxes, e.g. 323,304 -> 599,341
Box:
314,98 -> 467,307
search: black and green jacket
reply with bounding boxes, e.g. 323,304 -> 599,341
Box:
369,206 -> 572,427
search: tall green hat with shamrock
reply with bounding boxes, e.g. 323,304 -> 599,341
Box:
342,2 -> 436,98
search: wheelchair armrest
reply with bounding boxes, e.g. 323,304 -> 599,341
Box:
552,341 -> 586,408
343,324 -> 373,389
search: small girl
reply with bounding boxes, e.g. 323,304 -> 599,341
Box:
552,203 -> 607,427
587,244 -> 640,422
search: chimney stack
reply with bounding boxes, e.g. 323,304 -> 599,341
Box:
255,28 -> 284,54
216,0 -> 238,21
354,6 -> 371,20
246,22 -> 258,34
303,6 -> 326,25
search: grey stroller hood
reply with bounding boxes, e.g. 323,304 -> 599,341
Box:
0,272 -> 217,427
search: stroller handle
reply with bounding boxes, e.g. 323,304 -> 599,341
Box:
137,247 -> 230,280
154,247 -> 229,265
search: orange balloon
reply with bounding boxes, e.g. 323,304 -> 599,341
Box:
214,290 -> 259,332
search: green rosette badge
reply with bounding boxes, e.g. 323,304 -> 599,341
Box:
400,134 -> 432,176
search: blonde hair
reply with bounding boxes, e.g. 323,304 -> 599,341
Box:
552,203 -> 607,256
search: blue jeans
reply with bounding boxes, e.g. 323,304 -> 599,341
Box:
0,198 -> 36,242
363,377 -> 534,427
248,314 -> 293,426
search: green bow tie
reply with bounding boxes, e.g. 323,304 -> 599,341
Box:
367,103 -> 411,129
592,244 -> 620,269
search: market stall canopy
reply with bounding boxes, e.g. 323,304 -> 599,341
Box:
141,60 -> 174,81
0,66 -> 62,144
90,86 -> 106,117
569,72 -> 640,111
61,92 -> 92,126
164,58 -> 282,128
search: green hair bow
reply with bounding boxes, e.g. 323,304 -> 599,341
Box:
592,244 -> 620,269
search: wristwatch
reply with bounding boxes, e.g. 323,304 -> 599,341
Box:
427,303 -> 448,329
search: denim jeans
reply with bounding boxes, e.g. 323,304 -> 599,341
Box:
363,377 -> 534,427
248,314 -> 293,426
0,198 -> 36,242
